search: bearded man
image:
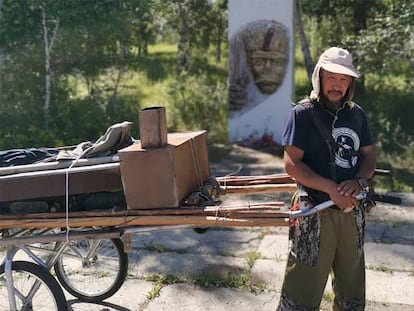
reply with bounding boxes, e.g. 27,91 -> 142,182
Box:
278,47 -> 376,311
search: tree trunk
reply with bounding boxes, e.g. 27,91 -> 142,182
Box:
354,0 -> 367,87
41,8 -> 51,114
41,7 -> 59,128
295,0 -> 313,82
176,4 -> 190,71
354,0 -> 367,35
215,17 -> 224,63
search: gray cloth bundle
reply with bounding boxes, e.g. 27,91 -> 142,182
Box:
57,121 -> 134,160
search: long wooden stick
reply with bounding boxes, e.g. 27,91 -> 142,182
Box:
0,202 -> 285,221
221,183 -> 297,194
0,215 -> 289,229
216,173 -> 295,185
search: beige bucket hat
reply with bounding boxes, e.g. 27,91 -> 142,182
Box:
310,47 -> 359,100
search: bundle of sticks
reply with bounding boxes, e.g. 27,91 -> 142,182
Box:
0,174 -> 297,230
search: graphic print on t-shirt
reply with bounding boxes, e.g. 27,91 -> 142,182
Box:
332,127 -> 360,168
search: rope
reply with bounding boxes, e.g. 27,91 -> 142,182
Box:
214,206 -> 220,225
189,138 -> 203,189
64,152 -> 84,241
221,164 -> 242,191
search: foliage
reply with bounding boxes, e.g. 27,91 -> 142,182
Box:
166,70 -> 228,144
0,0 -> 413,190
349,2 -> 414,91
0,0 -> 228,148
300,0 -> 383,56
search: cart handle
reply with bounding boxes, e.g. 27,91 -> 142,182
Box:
288,191 -> 401,218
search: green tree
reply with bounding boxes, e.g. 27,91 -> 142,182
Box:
167,71 -> 228,143
0,0 -> 140,147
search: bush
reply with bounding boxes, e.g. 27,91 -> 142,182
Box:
166,71 -> 228,144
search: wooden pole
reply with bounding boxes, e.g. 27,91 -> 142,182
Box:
216,173 -> 295,185
0,215 -> 289,229
221,183 -> 297,194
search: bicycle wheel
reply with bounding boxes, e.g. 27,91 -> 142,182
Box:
0,261 -> 68,311
54,238 -> 128,302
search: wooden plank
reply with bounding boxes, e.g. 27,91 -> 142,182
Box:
0,215 -> 289,229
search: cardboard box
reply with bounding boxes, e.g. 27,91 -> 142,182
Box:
118,130 -> 210,209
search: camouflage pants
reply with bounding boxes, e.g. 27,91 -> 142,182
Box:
277,207 -> 366,311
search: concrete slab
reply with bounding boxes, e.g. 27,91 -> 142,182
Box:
256,234 -> 289,260
129,226 -> 264,257
366,270 -> 414,305
143,283 -> 279,311
250,259 -> 286,289
66,279 -> 153,311
365,242 -> 414,271
128,251 -> 247,279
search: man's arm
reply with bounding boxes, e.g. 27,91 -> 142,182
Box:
336,144 -> 376,197
284,145 -> 358,209
355,145 -> 376,179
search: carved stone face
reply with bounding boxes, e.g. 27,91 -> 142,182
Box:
242,20 -> 289,94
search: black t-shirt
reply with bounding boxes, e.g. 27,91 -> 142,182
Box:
282,100 -> 373,203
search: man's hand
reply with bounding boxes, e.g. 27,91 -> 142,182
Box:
337,179 -> 362,197
330,179 -> 361,210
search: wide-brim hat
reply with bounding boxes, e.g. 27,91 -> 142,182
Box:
310,47 -> 359,101
318,47 -> 359,78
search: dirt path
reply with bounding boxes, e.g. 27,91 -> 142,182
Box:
210,145 -> 285,177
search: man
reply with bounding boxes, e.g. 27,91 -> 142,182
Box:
278,47 -> 376,310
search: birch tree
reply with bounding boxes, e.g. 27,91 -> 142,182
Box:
41,6 -> 59,119
295,0 -> 313,81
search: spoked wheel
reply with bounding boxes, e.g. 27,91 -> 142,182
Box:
54,238 -> 128,302
0,261 -> 68,311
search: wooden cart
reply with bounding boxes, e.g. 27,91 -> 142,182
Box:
0,142 -> 299,311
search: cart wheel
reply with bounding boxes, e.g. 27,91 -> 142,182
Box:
54,238 -> 128,302
0,261 -> 68,311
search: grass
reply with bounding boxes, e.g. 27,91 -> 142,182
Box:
246,251 -> 261,270
142,241 -> 166,253
148,43 -> 178,55
143,274 -> 181,300
367,264 -> 394,274
192,272 -> 268,293
147,283 -> 163,299
140,270 -> 270,296
142,241 -> 188,254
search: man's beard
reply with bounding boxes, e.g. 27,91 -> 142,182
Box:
320,93 -> 345,112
